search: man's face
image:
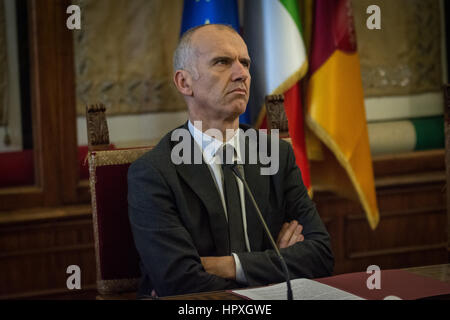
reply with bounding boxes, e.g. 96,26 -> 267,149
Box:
188,27 -> 251,121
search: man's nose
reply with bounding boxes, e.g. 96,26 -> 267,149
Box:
231,61 -> 249,82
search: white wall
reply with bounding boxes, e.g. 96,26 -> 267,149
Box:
365,92 -> 443,123
77,110 -> 188,147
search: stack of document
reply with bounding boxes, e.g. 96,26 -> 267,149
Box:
231,279 -> 364,300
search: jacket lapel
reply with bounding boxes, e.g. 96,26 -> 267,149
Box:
241,130 -> 270,252
173,123 -> 230,256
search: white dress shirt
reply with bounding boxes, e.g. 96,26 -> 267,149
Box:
188,120 -> 249,284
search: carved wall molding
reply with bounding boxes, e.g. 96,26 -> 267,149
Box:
73,0 -> 186,116
352,0 -> 442,97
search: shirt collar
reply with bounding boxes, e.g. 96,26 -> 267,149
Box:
188,120 -> 242,164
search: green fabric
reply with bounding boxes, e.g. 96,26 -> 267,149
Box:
411,116 -> 444,150
280,0 -> 303,34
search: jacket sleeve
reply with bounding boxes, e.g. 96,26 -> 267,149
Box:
236,142 -> 334,286
128,158 -> 242,297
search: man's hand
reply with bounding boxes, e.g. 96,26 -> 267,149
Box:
201,221 -> 304,279
200,256 -> 236,280
276,220 -> 304,249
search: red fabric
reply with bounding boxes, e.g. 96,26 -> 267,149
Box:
0,150 -> 34,188
259,115 -> 267,129
94,164 -> 141,280
0,145 -> 114,188
309,0 -> 357,74
316,269 -> 450,300
284,82 -> 311,189
309,0 -> 335,73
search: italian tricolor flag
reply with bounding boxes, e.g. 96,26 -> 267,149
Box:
244,0 -> 311,191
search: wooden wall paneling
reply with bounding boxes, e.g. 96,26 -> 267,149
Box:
28,0 -> 80,205
315,148 -> 446,275
0,0 -> 81,211
0,187 -> 44,211
54,0 -> 79,204
315,192 -> 363,275
444,84 -> 450,262
0,205 -> 96,299
27,0 -> 61,206
345,207 -> 446,258
373,149 -> 445,177
77,180 -> 92,204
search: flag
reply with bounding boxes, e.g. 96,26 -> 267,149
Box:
306,0 -> 379,229
180,0 -> 239,34
243,0 -> 311,190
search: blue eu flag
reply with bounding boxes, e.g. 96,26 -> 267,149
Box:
180,0 -> 250,124
180,0 -> 240,34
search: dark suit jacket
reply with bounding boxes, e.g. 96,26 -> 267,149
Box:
128,122 -> 334,297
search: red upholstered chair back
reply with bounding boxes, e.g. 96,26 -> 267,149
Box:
88,147 -> 152,295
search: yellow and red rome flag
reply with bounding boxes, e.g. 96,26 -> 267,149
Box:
306,0 -> 379,229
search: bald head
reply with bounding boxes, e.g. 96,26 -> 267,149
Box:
172,23 -> 251,126
173,24 -> 241,74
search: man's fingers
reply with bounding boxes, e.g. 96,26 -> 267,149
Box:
277,222 -> 292,246
277,221 -> 305,248
277,222 -> 290,244
287,225 -> 303,247
296,225 -> 305,243
278,221 -> 298,248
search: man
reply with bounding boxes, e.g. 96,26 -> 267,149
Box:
128,24 -> 333,298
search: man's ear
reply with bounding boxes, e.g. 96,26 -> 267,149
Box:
173,70 -> 193,96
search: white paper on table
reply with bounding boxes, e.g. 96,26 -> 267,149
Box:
231,278 -> 365,300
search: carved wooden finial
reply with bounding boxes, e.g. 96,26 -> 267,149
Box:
86,103 -> 110,151
265,94 -> 289,138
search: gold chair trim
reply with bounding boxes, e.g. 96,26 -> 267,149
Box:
90,147 -> 153,167
97,278 -> 140,295
88,147 -> 152,294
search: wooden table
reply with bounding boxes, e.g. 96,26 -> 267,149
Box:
161,263 -> 450,300
99,264 -> 450,300
403,264 -> 450,282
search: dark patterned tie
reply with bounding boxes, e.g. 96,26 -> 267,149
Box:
220,145 -> 246,253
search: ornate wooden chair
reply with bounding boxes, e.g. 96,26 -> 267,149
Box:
85,97 -> 289,298
86,104 -> 151,298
